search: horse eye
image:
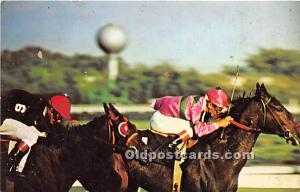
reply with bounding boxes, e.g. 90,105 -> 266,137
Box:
276,107 -> 283,112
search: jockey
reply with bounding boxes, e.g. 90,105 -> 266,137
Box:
0,89 -> 74,175
150,87 -> 233,149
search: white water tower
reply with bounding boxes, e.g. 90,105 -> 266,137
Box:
97,23 -> 127,81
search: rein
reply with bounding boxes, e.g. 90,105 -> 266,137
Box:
228,97 -> 274,133
229,120 -> 259,132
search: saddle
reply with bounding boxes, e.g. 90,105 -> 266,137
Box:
142,129 -> 198,150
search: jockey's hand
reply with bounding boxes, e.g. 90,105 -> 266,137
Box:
216,116 -> 233,128
65,119 -> 80,128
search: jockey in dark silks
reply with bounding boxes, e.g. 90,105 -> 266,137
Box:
0,89 -> 75,176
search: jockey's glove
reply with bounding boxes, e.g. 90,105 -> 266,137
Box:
216,116 -> 233,128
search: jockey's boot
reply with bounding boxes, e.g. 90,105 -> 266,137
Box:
7,141 -> 29,175
168,130 -> 190,152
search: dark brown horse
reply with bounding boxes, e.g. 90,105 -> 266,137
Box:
2,103 -> 148,192
108,83 -> 299,192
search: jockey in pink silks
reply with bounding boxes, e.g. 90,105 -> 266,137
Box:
150,88 -> 233,148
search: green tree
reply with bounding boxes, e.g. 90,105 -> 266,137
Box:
245,48 -> 300,76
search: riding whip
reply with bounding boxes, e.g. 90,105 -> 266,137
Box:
220,65 -> 239,139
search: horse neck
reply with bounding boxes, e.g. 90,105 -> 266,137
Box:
66,116 -> 116,190
207,98 -> 261,187
224,97 -> 260,153
221,124 -> 259,161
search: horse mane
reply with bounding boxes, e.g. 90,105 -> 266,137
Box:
229,93 -> 255,120
64,115 -> 108,144
68,115 -> 106,133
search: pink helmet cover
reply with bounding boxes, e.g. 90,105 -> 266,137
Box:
207,88 -> 229,108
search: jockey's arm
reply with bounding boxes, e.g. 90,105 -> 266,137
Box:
0,118 -> 46,147
194,121 -> 218,137
193,116 -> 233,137
65,119 -> 80,128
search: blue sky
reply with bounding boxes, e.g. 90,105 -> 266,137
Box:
1,1 -> 300,73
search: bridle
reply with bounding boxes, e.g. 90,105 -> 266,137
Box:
91,116 -> 139,153
231,96 -> 294,140
106,117 -> 156,165
260,96 -> 295,140
107,117 -> 139,152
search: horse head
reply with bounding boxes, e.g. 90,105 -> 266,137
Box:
103,102 -> 151,153
245,83 -> 300,145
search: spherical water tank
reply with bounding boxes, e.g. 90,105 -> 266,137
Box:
97,23 -> 127,54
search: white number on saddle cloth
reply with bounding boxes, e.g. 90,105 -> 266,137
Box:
15,103 -> 27,113
118,122 -> 128,137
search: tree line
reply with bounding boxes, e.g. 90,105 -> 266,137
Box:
1,46 -> 299,104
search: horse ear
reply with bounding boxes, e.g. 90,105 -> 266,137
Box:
260,83 -> 270,98
109,103 -> 121,116
261,83 -> 267,92
103,102 -> 109,115
104,103 -> 119,120
255,83 -> 262,97
256,82 -> 261,91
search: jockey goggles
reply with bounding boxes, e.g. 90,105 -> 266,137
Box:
212,103 -> 228,114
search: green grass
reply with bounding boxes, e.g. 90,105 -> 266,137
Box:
134,120 -> 150,130
248,134 -> 299,165
69,187 -> 86,192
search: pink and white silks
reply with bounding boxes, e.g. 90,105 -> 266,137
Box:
150,95 -> 218,138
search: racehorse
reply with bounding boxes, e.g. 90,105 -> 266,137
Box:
107,83 -> 299,192
1,103 -> 147,192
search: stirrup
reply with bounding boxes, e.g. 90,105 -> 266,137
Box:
168,143 -> 184,161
